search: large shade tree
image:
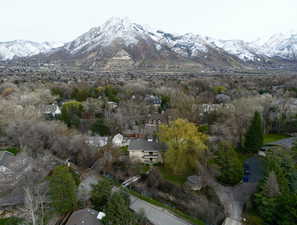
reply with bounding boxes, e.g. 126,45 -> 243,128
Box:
158,119 -> 208,175
60,101 -> 83,128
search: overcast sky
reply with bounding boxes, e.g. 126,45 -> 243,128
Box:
1,0 -> 296,43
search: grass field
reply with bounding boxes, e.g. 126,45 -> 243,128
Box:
263,134 -> 290,145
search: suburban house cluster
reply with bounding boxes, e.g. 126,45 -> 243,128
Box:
41,94 -> 169,165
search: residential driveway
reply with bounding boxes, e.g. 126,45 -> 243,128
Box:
268,137 -> 297,149
244,157 -> 265,183
129,195 -> 190,225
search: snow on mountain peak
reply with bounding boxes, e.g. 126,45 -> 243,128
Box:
65,17 -> 157,54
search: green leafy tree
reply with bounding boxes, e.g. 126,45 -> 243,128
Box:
104,85 -> 120,103
71,88 -> 89,102
158,119 -> 208,175
91,179 -> 112,211
244,111 -> 263,153
60,101 -> 83,128
91,119 -> 111,136
215,142 -> 244,185
103,192 -> 137,225
212,85 -> 227,94
48,166 -> 78,214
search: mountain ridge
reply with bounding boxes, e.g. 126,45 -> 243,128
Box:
1,17 -> 297,72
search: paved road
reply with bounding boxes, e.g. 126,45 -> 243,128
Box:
268,137 -> 297,148
209,179 -> 258,223
129,195 -> 190,225
244,157 -> 265,183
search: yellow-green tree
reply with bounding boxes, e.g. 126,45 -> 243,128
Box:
158,119 -> 208,175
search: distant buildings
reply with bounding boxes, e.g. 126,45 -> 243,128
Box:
86,136 -> 109,148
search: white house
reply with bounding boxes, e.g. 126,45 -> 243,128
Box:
112,133 -> 130,147
43,104 -> 61,118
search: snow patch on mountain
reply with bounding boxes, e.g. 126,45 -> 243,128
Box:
208,39 -> 261,61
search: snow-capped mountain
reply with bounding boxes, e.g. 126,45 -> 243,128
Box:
0,40 -> 63,61
65,17 -> 157,55
253,31 -> 297,60
207,38 -> 263,61
62,17 -> 214,60
1,17 -> 297,72
60,17 -> 276,63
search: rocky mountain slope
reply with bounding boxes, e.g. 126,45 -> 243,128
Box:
2,18 -> 297,72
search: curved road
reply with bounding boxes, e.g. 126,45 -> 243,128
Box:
130,195 -> 191,225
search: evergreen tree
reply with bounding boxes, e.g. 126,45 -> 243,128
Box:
91,180 -> 112,211
215,142 -> 244,185
48,166 -> 78,214
103,192 -> 137,225
244,111 -> 263,153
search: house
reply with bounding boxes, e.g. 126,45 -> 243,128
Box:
42,104 -> 61,119
65,208 -> 104,225
128,139 -> 164,164
86,136 -> 108,148
222,217 -> 242,225
112,133 -> 130,147
0,151 -> 14,166
107,101 -> 118,109
185,175 -> 205,191
0,151 -> 15,183
144,113 -> 167,128
145,95 -> 161,108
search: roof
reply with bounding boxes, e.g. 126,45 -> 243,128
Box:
86,136 -> 108,147
222,217 -> 242,225
0,151 -> 14,166
65,208 -> 103,225
42,104 -> 61,115
128,139 -> 164,152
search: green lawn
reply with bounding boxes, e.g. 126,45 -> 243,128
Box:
158,166 -> 189,185
263,134 -> 290,145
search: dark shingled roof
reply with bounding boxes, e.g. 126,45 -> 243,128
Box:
65,208 -> 102,225
128,139 -> 164,152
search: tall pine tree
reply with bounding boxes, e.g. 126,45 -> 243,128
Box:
244,111 -> 263,153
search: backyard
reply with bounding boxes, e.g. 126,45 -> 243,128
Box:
263,134 -> 289,145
